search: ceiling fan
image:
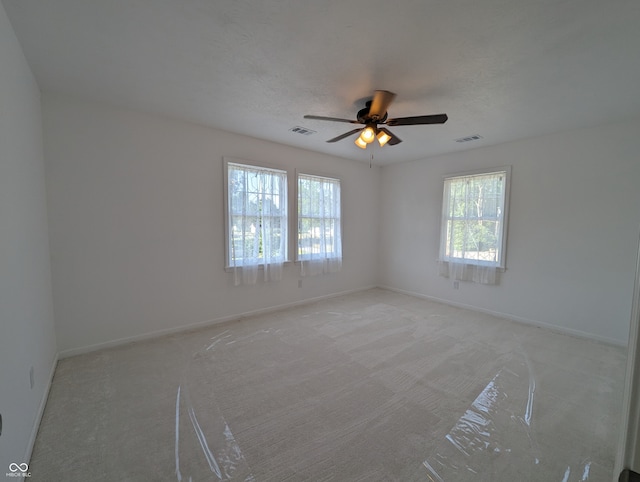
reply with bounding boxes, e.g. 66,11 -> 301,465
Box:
304,90 -> 448,149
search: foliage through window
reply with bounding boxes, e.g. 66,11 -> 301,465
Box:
297,173 -> 342,276
226,161 -> 287,284
439,168 -> 510,271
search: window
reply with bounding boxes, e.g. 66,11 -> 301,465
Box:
225,160 -> 288,285
439,167 -> 510,284
297,172 -> 342,276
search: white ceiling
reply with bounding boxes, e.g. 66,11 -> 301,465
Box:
3,0 -> 640,165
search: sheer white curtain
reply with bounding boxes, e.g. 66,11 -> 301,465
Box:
228,163 -> 287,285
438,170 -> 508,285
438,259 -> 498,285
297,174 -> 342,277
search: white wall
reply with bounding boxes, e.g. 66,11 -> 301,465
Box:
42,92 -> 640,353
43,94 -> 380,355
0,3 -> 57,471
379,120 -> 640,345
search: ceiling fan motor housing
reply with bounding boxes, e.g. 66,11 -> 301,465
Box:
357,101 -> 388,124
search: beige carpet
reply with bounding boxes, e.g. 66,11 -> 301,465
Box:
29,289 -> 626,481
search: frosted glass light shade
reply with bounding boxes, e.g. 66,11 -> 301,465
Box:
354,136 -> 367,149
377,131 -> 392,147
361,126 -> 375,144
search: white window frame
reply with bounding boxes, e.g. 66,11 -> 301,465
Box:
223,157 -> 291,270
295,169 -> 343,263
439,166 -> 511,270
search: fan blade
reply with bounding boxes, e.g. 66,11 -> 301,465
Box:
369,90 -> 396,119
304,115 -> 360,124
326,128 -> 363,143
379,127 -> 402,145
385,113 -> 448,126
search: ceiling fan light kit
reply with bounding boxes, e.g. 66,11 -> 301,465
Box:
354,125 -> 392,149
305,90 -> 448,150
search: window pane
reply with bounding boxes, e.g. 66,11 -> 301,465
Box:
297,174 -> 341,261
440,170 -> 508,267
227,162 -> 287,266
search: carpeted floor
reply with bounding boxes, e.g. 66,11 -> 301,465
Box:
29,289 -> 627,481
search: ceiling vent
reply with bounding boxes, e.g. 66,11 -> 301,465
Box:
455,134 -> 483,143
289,126 -> 316,136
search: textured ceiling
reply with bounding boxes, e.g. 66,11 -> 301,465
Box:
3,0 -> 640,165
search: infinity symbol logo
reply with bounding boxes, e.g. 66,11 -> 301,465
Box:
8,463 -> 28,472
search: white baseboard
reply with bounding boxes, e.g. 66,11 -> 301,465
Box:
58,282 -> 625,358
58,286 -> 377,359
25,353 -> 58,463
377,284 -> 627,347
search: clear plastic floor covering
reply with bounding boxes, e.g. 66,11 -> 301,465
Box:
31,289 -> 626,481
